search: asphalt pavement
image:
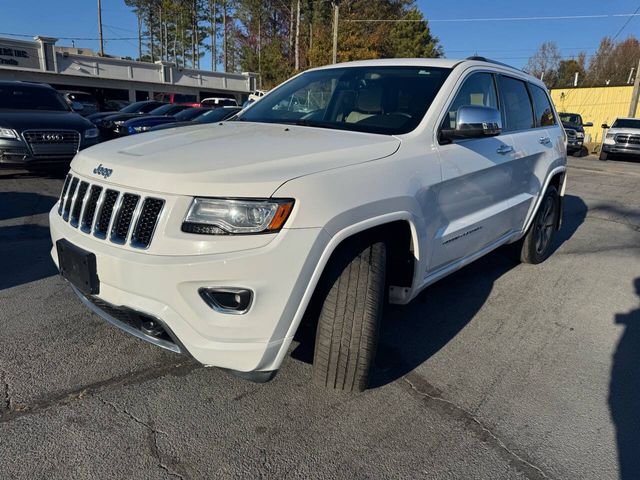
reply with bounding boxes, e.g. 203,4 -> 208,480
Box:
0,155 -> 638,479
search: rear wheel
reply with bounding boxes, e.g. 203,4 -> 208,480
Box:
312,240 -> 386,392
518,186 -> 560,264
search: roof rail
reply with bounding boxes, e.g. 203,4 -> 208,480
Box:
465,56 -> 520,71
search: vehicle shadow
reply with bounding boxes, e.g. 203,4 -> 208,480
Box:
0,191 -> 58,221
291,195 -> 589,387
0,224 -> 58,291
609,277 -> 640,479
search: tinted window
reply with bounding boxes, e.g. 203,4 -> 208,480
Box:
559,113 -> 582,125
0,85 -> 69,111
529,85 -> 556,127
175,108 -> 207,121
238,66 -> 450,135
197,107 -> 241,123
497,76 -> 534,132
443,72 -> 497,129
611,118 -> 640,129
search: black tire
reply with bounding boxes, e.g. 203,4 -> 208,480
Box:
599,151 -> 608,161
518,186 -> 560,264
312,240 -> 386,392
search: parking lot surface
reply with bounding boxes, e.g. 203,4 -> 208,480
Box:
1,155 -> 639,479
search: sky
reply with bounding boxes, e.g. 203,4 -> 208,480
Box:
0,0 -> 639,70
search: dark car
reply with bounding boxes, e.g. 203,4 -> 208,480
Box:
559,112 -> 593,157
87,100 -> 166,127
93,102 -> 178,140
148,107 -> 241,132
59,90 -> 100,116
0,81 -> 99,170
123,107 -> 210,135
103,99 -> 130,111
116,104 -> 195,136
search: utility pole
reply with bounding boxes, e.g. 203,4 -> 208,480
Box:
332,1 -> 339,64
210,0 -> 217,71
97,0 -> 104,56
294,0 -> 300,70
629,58 -> 640,117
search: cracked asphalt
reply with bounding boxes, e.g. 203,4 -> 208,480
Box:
0,155 -> 639,479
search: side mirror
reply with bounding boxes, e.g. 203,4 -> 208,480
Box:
601,123 -> 609,129
441,105 -> 502,141
583,122 -> 593,127
71,101 -> 84,112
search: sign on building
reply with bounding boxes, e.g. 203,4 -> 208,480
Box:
0,39 -> 40,70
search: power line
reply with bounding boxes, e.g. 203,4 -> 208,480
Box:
0,31 -> 146,41
612,4 -> 640,40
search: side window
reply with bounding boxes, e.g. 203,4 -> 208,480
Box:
529,84 -> 557,127
443,72 -> 498,129
497,76 -> 535,132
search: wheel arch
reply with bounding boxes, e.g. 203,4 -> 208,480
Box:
522,166 -> 567,234
267,212 -> 421,370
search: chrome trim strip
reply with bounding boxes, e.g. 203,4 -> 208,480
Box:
69,284 -> 182,354
126,194 -> 145,245
87,187 -> 106,235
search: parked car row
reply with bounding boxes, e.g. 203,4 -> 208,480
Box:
0,80 -> 248,171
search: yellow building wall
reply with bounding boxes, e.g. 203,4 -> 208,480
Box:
549,85 -> 634,144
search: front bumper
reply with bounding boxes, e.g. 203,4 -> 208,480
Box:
566,139 -> 583,152
0,137 -> 98,168
602,143 -> 640,156
50,206 -> 328,372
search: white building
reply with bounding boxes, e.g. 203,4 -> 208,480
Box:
0,36 -> 257,104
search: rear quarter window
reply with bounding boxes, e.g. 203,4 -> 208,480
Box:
529,84 -> 557,127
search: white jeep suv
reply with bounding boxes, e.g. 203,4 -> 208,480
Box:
50,58 -> 567,391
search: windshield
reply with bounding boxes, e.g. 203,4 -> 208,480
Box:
612,118 -> 640,129
175,108 -> 206,121
0,85 -> 69,111
236,66 -> 450,135
559,113 -> 582,125
149,104 -> 179,115
196,107 -> 241,123
66,92 -> 96,103
120,101 -> 164,113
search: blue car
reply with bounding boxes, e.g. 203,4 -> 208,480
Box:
147,107 -> 242,132
118,104 -> 195,135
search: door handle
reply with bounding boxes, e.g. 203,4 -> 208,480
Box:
496,144 -> 514,155
539,136 -> 552,145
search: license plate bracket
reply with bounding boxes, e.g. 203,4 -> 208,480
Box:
56,239 -> 99,295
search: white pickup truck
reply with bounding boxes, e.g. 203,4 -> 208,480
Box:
50,57 -> 567,391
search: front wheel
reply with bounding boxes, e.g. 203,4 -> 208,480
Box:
518,186 -> 560,264
599,151 -> 608,161
312,240 -> 386,392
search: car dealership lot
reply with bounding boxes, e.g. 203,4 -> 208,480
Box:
0,156 -> 639,479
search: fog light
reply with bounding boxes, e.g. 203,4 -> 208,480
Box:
199,287 -> 253,314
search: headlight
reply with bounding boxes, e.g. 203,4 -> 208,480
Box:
182,198 -> 294,235
576,132 -> 584,138
606,133 -> 615,139
128,125 -> 150,134
114,120 -> 125,126
0,127 -> 18,139
84,128 -> 99,139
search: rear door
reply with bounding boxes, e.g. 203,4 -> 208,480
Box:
431,71 -> 521,272
503,78 -> 561,232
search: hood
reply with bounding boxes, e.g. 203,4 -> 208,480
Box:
87,111 -> 118,122
102,113 -> 145,124
124,115 -> 175,126
607,127 -> 640,136
561,121 -> 584,132
71,122 -> 401,197
0,110 -> 94,131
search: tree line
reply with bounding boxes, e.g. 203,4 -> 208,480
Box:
525,36 -> 640,88
124,0 -> 442,88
